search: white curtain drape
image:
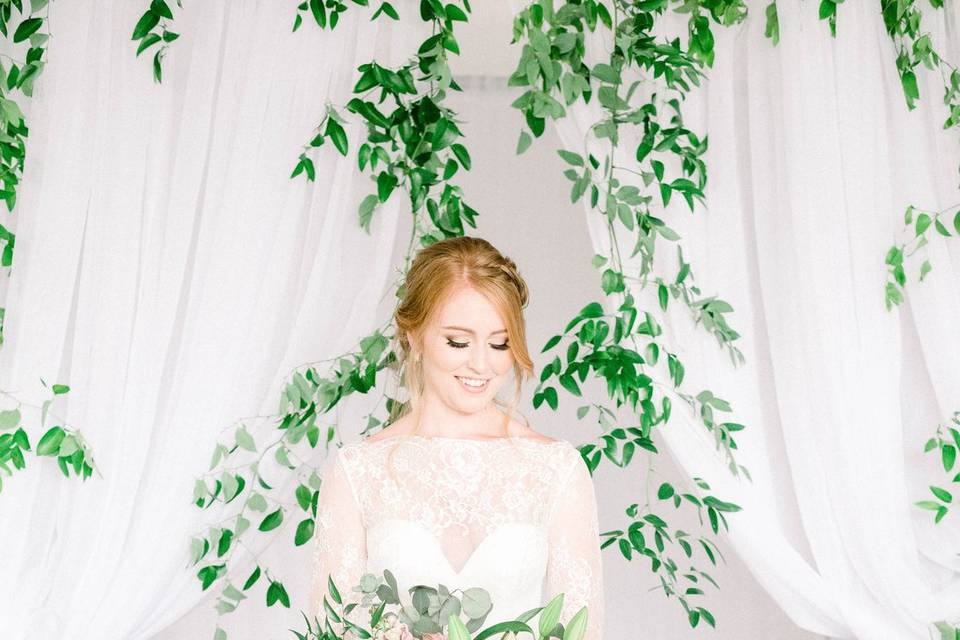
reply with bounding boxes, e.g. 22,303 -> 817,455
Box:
0,3 -> 417,638
4,1 -> 960,638
548,1 -> 960,638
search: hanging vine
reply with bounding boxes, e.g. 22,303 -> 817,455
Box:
189,2 -> 482,638
131,0 -> 182,83
510,0 -> 749,628
0,0 -> 52,343
0,2 -> 100,494
0,381 -> 98,493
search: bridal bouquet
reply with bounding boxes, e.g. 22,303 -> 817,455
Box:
292,570 -> 588,640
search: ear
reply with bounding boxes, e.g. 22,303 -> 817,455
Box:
403,329 -> 424,360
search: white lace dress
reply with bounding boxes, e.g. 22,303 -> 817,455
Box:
309,435 -> 604,639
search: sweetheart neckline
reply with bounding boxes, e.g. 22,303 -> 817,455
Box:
368,518 -> 547,577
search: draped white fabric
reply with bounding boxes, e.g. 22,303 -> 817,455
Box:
547,1 -> 960,638
0,3 -> 413,638
4,1 -> 960,639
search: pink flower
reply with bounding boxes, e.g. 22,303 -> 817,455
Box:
422,634 -> 447,640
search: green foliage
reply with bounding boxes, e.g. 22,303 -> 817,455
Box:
933,621 -> 960,640
917,412 -> 960,524
873,0 -> 960,310
293,0 -> 479,243
510,0 -> 750,627
599,475 -> 734,627
290,571 -> 591,640
190,9 -> 488,638
817,0 -> 843,38
0,379 -> 98,493
763,2 -> 778,46
0,0 -> 53,316
131,0 -> 182,83
883,204 -> 960,309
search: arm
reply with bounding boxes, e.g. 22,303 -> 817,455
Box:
309,448 -> 368,634
545,451 -> 605,640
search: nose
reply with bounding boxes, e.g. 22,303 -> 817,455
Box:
467,343 -> 488,373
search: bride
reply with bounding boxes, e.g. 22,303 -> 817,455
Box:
309,236 -> 604,639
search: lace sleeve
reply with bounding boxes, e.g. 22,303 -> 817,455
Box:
545,448 -> 605,640
309,447 -> 368,635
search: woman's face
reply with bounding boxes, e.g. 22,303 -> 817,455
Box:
415,285 -> 515,417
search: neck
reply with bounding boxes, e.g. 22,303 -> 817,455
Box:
411,397 -> 508,439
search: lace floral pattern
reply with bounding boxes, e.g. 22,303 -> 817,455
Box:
309,435 -> 605,639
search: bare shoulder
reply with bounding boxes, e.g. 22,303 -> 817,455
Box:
509,419 -> 560,444
364,415 -> 414,443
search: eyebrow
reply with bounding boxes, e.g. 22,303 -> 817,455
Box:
441,325 -> 508,335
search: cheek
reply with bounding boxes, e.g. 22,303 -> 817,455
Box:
491,350 -> 515,376
426,344 -> 468,373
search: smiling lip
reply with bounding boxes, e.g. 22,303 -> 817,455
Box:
456,375 -> 489,393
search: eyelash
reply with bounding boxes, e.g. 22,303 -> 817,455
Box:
446,338 -> 510,351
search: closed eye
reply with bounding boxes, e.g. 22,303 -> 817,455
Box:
446,339 -> 511,351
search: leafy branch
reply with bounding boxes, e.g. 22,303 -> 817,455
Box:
188,3 -> 480,637
510,0 -> 749,627
131,0 -> 182,83
0,381 -> 99,493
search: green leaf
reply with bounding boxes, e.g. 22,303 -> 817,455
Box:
36,426 -> 65,456
451,143 -> 471,170
915,213 -> 932,236
557,149 -> 583,166
258,508 -> 283,532
325,118 -> 348,156
447,615 -> 470,640
242,565 -> 261,590
541,334 -> 561,352
376,1 -> 399,20
294,518 -> 315,545
539,593 -> 564,637
657,482 -> 674,499
217,529 -> 233,557
516,131 -> 532,155
131,11 -> 159,40
136,33 -> 162,56
152,48 -> 164,83
931,486 -> 953,503
358,194 -> 379,232
558,374 -> 581,397
818,0 -> 835,20
445,4 -> 468,21
235,426 -> 256,452
543,386 -> 558,410
901,70 -> 920,108
0,408 -> 21,431
14,17 -> 43,43
309,0 -> 327,27
197,564 -> 225,590
944,444 -> 957,472
565,607 -> 589,640
764,3 -> 779,45
266,580 -> 290,608
376,172 -> 397,202
151,0 -> 174,19
295,484 -> 312,511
